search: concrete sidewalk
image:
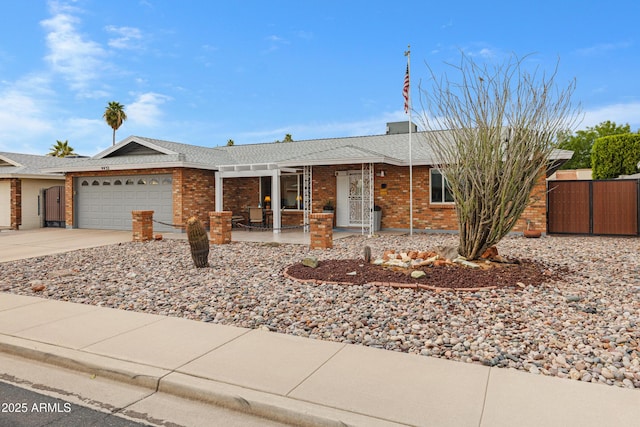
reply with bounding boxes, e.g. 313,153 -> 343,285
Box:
1,293 -> 639,427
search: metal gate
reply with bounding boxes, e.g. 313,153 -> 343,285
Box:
547,179 -> 639,236
44,185 -> 65,228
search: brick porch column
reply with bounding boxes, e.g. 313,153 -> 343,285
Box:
310,213 -> 333,249
209,211 -> 232,244
132,210 -> 154,242
10,178 -> 21,230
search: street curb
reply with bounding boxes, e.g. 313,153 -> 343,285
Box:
0,335 -> 404,427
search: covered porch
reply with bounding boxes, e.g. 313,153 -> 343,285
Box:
214,162 -> 377,236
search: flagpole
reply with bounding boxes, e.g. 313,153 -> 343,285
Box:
404,45 -> 413,236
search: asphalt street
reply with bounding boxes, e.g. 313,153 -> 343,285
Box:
0,381 -> 151,427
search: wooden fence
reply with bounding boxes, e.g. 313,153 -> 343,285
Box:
547,179 -> 639,236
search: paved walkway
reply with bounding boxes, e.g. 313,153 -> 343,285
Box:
1,229 -> 639,426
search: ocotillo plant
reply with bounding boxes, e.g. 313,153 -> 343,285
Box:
186,216 -> 209,268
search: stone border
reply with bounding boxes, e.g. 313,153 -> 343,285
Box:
282,266 -> 497,292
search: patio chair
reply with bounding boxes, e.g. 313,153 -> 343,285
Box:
248,207 -> 264,230
231,213 -> 245,228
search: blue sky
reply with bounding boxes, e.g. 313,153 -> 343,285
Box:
1,0 -> 639,156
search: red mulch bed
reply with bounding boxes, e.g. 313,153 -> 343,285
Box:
284,258 -> 562,290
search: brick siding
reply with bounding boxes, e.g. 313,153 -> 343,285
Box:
65,163 -> 547,234
8,178 -> 21,230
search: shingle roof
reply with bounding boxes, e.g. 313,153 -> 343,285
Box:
0,152 -> 83,178
42,128 -> 574,173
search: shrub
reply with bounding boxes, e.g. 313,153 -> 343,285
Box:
591,134 -> 640,179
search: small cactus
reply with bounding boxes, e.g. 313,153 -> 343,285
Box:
363,245 -> 372,263
187,216 -> 209,268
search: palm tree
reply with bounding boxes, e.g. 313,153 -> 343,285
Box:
103,101 -> 127,146
47,140 -> 75,157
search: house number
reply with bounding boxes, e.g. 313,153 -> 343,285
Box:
101,166 -> 110,170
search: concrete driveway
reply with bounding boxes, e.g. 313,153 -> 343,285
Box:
0,228 -> 132,263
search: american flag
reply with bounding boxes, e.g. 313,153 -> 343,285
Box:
403,64 -> 410,113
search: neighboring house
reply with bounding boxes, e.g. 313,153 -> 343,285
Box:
548,169 -> 593,180
44,122 -> 572,234
0,153 -> 81,230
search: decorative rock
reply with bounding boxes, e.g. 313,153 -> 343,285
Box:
373,259 -> 384,265
433,245 -> 459,261
3,233 -> 640,390
31,283 -> 46,292
302,256 -> 319,268
601,368 -> 614,379
480,246 -> 499,259
453,258 -> 480,269
346,271 -> 357,276
411,270 -> 426,279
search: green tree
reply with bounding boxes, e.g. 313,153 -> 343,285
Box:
103,101 -> 127,146
591,134 -> 640,179
419,52 -> 579,259
557,121 -> 631,169
226,139 -> 235,146
275,133 -> 294,143
47,140 -> 75,157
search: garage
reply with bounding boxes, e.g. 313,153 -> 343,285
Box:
76,174 -> 173,231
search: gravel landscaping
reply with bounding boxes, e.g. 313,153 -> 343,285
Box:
1,233 -> 639,389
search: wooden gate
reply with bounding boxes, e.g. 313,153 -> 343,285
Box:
44,185 -> 65,228
547,180 -> 639,235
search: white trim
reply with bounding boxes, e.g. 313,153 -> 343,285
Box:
0,173 -> 65,180
93,136 -> 178,159
42,161 -> 218,173
0,155 -> 21,167
277,156 -> 398,167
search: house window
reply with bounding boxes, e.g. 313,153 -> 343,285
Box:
150,178 -> 159,185
92,180 -> 100,186
114,180 -> 122,185
103,180 -> 110,186
137,179 -> 146,185
81,180 -> 89,186
281,174 -> 303,209
125,179 -> 134,185
430,169 -> 454,204
260,174 -> 304,209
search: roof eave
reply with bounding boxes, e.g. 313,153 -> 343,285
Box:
277,156 -> 402,167
0,173 -> 66,180
42,162 -> 219,173
93,136 -> 179,159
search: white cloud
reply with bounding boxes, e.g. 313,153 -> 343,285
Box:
581,102 -> 640,131
0,76 -> 55,151
263,34 -> 289,54
127,92 -> 172,127
40,1 -> 108,97
575,41 -> 632,56
106,25 -> 144,50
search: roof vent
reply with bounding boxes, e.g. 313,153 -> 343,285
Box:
386,121 -> 417,135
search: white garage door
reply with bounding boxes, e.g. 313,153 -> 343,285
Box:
0,181 -> 10,228
76,175 -> 173,231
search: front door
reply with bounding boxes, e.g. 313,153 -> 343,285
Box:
336,171 -> 366,227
